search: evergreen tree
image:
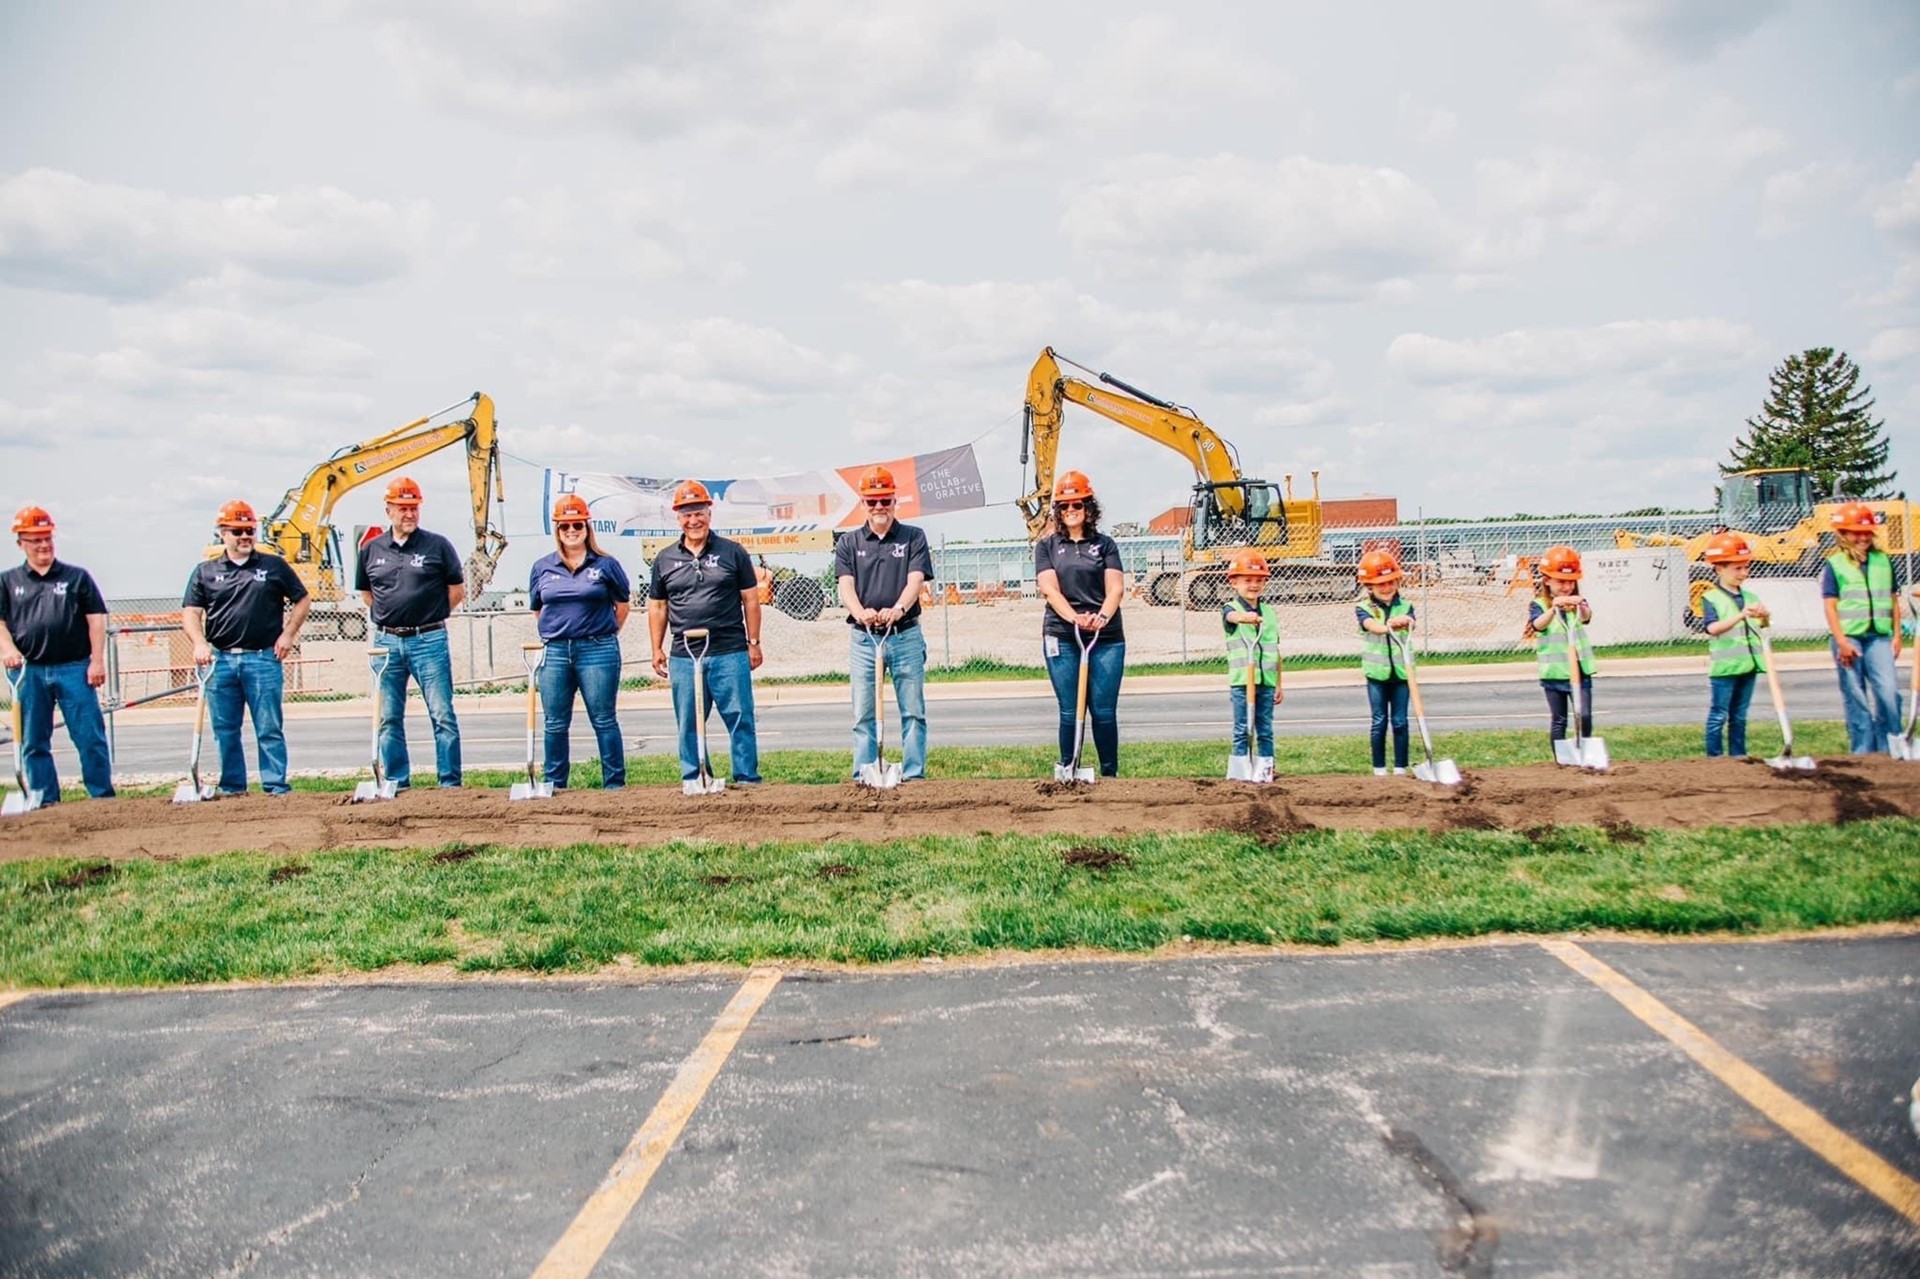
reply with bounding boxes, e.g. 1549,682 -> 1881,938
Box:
1725,348 -> 1894,497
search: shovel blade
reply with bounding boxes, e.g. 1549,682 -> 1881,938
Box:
509,781 -> 555,801
1769,753 -> 1817,773
1414,758 -> 1463,786
1253,758 -> 1275,784
1578,738 -> 1610,771
1888,733 -> 1917,761
171,782 -> 216,804
2,788 -> 39,816
351,779 -> 397,803
856,761 -> 902,789
682,777 -> 727,796
1226,754 -> 1252,781
1553,739 -> 1581,768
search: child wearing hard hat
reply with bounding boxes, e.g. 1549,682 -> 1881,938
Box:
1524,546 -> 1595,745
1821,502 -> 1904,753
1221,550 -> 1283,780
1698,532 -> 1769,758
1355,549 -> 1415,776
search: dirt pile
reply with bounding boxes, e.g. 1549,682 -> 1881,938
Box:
1,758 -> 1914,864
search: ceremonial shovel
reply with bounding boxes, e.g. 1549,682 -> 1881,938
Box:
171,661 -> 219,803
510,643 -> 555,800
855,623 -> 902,789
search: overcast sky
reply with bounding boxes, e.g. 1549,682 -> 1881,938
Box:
3,0 -> 1916,595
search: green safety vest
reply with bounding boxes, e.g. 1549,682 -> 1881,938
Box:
1534,598 -> 1596,680
1702,586 -> 1766,677
1225,599 -> 1281,686
1825,550 -> 1894,637
1359,596 -> 1413,681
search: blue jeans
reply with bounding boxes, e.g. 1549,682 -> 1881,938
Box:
850,627 -> 928,780
1230,682 -> 1275,757
373,629 -> 460,787
14,660 -> 114,801
1045,634 -> 1124,776
207,650 -> 289,793
1366,676 -> 1409,769
1832,633 -> 1903,754
1705,672 -> 1757,758
538,635 -> 625,788
669,649 -> 760,782
1542,677 -> 1594,742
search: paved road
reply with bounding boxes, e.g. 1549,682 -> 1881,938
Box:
3,936 -> 1916,1276
49,669 -> 1857,778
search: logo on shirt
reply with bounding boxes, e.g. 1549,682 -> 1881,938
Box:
253,569 -> 269,582
1083,544 -> 1101,558
410,553 -> 427,569
888,545 -> 905,559
586,567 -> 603,582
373,557 -> 388,567
53,582 -> 68,597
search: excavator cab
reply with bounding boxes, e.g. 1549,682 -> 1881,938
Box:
1718,468 -> 1817,534
1189,480 -> 1288,551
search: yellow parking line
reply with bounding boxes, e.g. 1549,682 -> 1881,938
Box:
1541,939 -> 1920,1227
530,968 -> 783,1279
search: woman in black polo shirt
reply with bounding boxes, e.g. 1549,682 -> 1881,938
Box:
1034,471 -> 1127,776
529,495 -> 632,788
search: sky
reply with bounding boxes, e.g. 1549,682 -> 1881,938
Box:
2,0 -> 1917,596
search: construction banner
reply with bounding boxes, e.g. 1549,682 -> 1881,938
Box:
541,443 -> 987,551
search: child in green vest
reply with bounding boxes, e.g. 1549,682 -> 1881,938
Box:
1222,551 -> 1283,781
1699,532 -> 1770,757
1524,545 -> 1595,744
1355,549 -> 1415,776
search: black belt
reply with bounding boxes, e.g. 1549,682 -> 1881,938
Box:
851,619 -> 917,632
379,621 -> 446,637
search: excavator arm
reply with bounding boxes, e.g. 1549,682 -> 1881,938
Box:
1018,348 -> 1249,539
260,391 -> 508,603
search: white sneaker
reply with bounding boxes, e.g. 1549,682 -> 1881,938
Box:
1373,767 -> 1388,777
1392,768 -> 1407,776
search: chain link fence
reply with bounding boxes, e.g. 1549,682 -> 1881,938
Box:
90,510 -> 1917,696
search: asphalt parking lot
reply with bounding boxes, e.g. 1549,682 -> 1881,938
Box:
3,934 -> 1917,1278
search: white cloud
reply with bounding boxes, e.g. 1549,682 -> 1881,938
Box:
1387,318 -> 1764,388
1866,327 -> 1920,366
0,169 -> 431,300
1397,93 -> 1460,145
1759,161 -> 1864,237
1871,161 -> 1920,241
524,315 -> 858,413
1578,0 -> 1788,60
1060,154 -> 1455,301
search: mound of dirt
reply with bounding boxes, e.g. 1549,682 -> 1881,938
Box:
1,758 -> 1915,864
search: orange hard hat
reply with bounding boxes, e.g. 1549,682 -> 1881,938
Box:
1700,531 -> 1752,565
1541,546 -> 1583,580
216,499 -> 257,530
384,476 -> 423,507
1828,501 -> 1878,534
551,494 -> 591,524
1225,549 -> 1270,579
671,479 -> 713,511
11,505 -> 54,537
1053,470 -> 1094,502
1356,549 -> 1402,585
856,465 -> 897,499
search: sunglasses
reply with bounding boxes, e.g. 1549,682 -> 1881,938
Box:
225,528 -> 257,537
556,521 -> 587,532
865,498 -> 894,508
1056,500 -> 1085,511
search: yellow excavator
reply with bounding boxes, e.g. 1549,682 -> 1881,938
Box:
206,392 -> 508,640
1615,467 -> 1915,624
1020,347 -> 1345,608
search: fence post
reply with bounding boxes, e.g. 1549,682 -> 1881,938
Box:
941,532 -> 951,668
1179,558 -> 1189,663
1417,506 -> 1429,655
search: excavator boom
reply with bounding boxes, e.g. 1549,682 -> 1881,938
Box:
214,393 -> 508,639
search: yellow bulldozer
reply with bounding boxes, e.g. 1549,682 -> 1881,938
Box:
1615,467 -> 1915,621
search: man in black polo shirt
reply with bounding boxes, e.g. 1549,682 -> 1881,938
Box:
647,480 -> 764,785
182,500 -> 312,795
834,465 -> 934,781
353,476 -> 466,788
0,505 -> 115,802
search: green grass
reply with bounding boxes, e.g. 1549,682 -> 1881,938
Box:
2,819 -> 1914,986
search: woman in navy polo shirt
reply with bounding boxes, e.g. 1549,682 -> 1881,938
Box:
1034,470 -> 1127,776
530,495 -> 632,788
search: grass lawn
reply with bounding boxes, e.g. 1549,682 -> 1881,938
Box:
2,818 -> 1915,987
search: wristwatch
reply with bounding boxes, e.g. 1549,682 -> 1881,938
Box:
748,639 -> 761,647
